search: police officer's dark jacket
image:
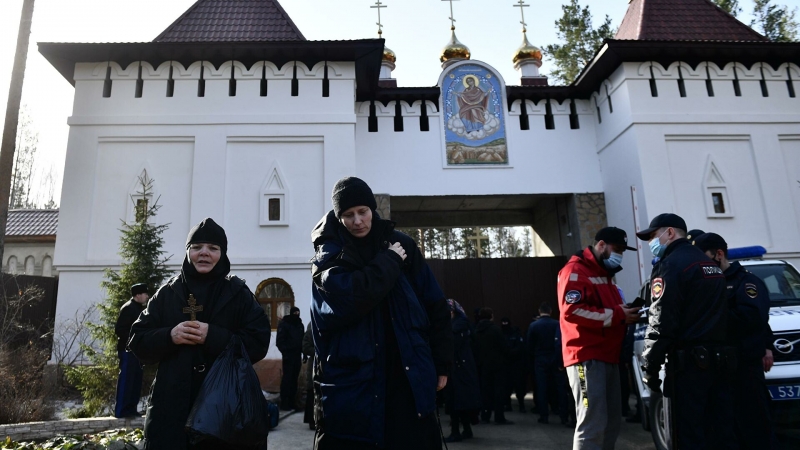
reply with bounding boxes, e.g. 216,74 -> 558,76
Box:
642,238 -> 728,374
724,261 -> 771,363
310,211 -> 453,447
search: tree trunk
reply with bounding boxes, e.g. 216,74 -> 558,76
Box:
0,0 -> 36,267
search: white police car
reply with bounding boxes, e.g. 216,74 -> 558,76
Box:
632,247 -> 800,450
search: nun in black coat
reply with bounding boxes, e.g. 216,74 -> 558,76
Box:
128,218 -> 271,450
444,299 -> 482,442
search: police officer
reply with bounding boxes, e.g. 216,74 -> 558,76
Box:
693,233 -> 778,449
636,214 -> 737,449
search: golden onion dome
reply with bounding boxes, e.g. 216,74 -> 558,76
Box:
513,32 -> 542,65
440,28 -> 471,63
382,45 -> 397,64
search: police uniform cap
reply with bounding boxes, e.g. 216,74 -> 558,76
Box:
687,229 -> 705,243
692,233 -> 728,253
635,213 -> 688,240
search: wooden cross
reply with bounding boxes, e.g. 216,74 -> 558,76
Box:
371,0 -> 387,37
514,0 -> 530,33
467,230 -> 490,258
183,294 -> 203,321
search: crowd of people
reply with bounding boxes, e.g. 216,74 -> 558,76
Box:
109,177 -> 778,450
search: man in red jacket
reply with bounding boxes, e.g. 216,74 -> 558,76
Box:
557,227 -> 641,450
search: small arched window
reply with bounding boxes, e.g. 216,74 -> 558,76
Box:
6,256 -> 18,274
42,256 -> 53,277
24,256 -> 35,275
255,278 -> 295,330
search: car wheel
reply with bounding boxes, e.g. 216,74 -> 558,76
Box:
649,392 -> 669,450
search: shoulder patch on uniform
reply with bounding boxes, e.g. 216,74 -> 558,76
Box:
565,290 -> 582,304
745,283 -> 758,299
569,273 -> 579,282
652,278 -> 665,301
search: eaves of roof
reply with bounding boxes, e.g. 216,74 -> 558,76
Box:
38,39 -> 384,101
509,39 -> 800,104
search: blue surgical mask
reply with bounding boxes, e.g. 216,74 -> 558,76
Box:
649,230 -> 668,258
604,251 -> 624,269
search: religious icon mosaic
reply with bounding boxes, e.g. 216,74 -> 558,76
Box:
442,64 -> 508,165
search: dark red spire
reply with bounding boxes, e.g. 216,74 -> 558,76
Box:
154,0 -> 305,42
615,0 -> 767,41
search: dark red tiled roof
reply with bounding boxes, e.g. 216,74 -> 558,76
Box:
5,210 -> 59,237
154,0 -> 305,43
615,0 -> 767,42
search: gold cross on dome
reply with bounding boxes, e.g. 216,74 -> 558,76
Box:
442,0 -> 460,30
514,0 -> 530,33
183,294 -> 203,321
371,0 -> 388,37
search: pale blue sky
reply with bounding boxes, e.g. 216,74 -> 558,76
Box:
0,0 -> 797,203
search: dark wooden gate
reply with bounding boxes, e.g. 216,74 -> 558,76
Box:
427,257 -> 568,328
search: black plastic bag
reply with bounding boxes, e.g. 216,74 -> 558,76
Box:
185,336 -> 269,448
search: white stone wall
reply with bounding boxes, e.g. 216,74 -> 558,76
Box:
598,61 -> 800,298
2,242 -> 57,277
53,54 -> 800,355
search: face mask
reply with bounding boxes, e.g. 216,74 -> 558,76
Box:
649,229 -> 669,258
604,251 -> 624,270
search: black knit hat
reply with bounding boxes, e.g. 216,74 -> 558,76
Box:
130,283 -> 148,296
332,177 -> 377,218
185,218 -> 228,253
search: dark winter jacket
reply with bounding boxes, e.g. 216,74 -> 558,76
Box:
302,322 -> 315,391
276,314 -> 304,356
642,238 -> 727,374
527,315 -> 558,365
445,315 -> 481,413
128,275 -> 271,450
724,262 -> 771,364
501,324 -> 525,364
310,211 -> 453,447
116,298 -> 145,354
474,319 -> 511,371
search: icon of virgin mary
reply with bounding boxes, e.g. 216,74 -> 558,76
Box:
456,75 -> 489,133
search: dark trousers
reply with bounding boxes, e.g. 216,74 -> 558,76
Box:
480,368 -> 507,422
449,410 -> 473,436
280,353 -> 302,410
669,363 -> 738,450
556,368 -> 575,423
619,363 -> 631,415
114,350 -> 143,418
734,362 -> 778,449
534,360 -> 557,419
504,364 -> 527,410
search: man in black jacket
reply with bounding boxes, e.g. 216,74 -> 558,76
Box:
475,308 -> 513,424
694,232 -> 777,449
277,306 -> 304,410
527,302 -> 559,424
114,283 -> 148,418
501,317 -> 527,413
636,214 -> 737,449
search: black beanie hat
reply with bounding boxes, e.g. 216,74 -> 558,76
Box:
130,283 -> 148,297
332,177 -> 377,218
185,218 -> 228,254
290,306 -> 300,314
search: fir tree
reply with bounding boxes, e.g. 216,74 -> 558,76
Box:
711,0 -> 743,17
544,0 -> 615,85
66,173 -> 172,416
752,0 -> 799,42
